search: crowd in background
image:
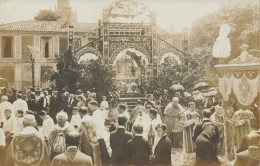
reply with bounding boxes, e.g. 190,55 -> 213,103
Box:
0,86 -> 259,166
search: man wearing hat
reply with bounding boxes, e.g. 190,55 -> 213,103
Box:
5,114 -> 50,166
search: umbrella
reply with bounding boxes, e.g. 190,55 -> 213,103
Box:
208,87 -> 217,92
204,91 -> 218,97
194,82 -> 209,91
78,53 -> 98,64
170,84 -> 184,91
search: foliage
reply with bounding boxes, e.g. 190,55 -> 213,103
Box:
187,0 -> 259,86
78,60 -> 117,101
34,10 -> 61,21
50,53 -> 116,101
51,50 -> 81,93
147,54 -> 210,94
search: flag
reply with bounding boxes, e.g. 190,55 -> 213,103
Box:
27,45 -> 46,64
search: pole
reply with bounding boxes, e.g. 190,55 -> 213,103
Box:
30,54 -> 35,89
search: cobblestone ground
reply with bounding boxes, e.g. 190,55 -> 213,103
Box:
171,148 -> 234,166
171,148 -> 185,166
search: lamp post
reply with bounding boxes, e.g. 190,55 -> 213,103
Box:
30,54 -> 35,89
68,25 -> 74,51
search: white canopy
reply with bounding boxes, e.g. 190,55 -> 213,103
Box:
78,53 -> 98,64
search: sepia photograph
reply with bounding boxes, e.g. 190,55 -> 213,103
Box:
0,0 -> 259,165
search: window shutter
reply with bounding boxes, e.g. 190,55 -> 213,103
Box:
53,36 -> 59,57
15,36 -> 21,59
34,36 -> 40,56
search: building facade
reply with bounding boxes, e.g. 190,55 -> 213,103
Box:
0,21 -> 97,90
0,0 -> 186,91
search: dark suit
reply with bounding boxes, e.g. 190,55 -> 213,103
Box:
125,135 -> 151,166
195,133 -> 221,166
110,127 -> 132,165
49,95 -> 59,123
234,149 -> 260,166
38,97 -> 48,114
192,119 -> 219,145
51,147 -> 93,166
152,135 -> 171,166
66,97 -> 76,121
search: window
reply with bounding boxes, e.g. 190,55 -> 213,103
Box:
40,37 -> 52,59
44,42 -> 49,58
1,36 -> 13,58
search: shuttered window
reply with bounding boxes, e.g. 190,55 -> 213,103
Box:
15,36 -> 21,59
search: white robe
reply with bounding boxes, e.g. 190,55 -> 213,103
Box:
150,117 -> 162,154
92,109 -> 106,139
13,99 -> 28,115
133,112 -> 151,139
0,128 -> 5,147
0,101 -> 14,123
41,115 -> 55,140
3,116 -> 17,135
70,113 -> 81,128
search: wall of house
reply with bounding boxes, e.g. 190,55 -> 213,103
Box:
0,31 -> 87,90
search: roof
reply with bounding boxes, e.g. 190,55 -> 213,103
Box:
0,21 -> 98,34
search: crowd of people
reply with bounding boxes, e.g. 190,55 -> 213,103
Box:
0,87 -> 259,166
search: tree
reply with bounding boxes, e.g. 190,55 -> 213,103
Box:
79,60 -> 116,101
188,0 -> 259,86
34,10 -> 61,21
51,50 -> 81,93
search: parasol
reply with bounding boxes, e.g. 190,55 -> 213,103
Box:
194,82 -> 209,91
170,84 -> 184,91
204,90 -> 218,97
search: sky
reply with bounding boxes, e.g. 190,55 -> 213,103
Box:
0,0 -> 231,32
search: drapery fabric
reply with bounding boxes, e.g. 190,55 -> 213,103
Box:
232,71 -> 259,106
218,71 -> 233,101
218,70 -> 259,106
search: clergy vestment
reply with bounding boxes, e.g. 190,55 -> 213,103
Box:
164,103 -> 185,148
48,122 -> 73,160
5,126 -> 50,166
182,109 -> 200,153
231,109 -> 255,150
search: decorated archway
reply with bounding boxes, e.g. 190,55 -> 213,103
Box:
112,48 -> 149,93
160,52 -> 181,65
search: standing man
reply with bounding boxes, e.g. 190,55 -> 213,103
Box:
6,114 -> 50,166
51,131 -> 93,166
125,124 -> 151,165
164,97 -> 185,148
193,109 -> 219,146
88,100 -> 109,165
195,122 -> 221,166
13,93 -> 28,116
144,94 -> 156,108
110,115 -> 132,165
0,96 -> 14,127
151,123 -> 171,166
49,90 -> 59,123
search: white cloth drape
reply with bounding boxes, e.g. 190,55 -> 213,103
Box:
233,73 -> 259,106
218,72 -> 233,101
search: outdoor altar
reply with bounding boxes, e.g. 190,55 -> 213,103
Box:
215,44 -> 260,162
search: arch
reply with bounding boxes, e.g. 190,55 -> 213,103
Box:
112,48 -> 149,67
78,53 -> 99,64
160,52 -> 181,65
